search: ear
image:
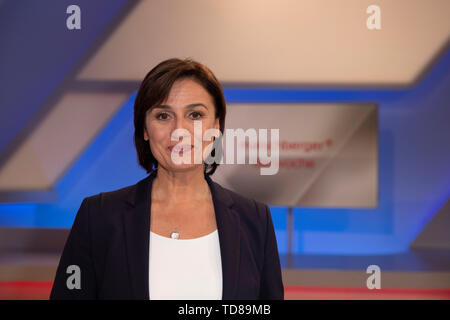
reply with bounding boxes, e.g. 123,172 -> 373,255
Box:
214,118 -> 220,132
144,128 -> 149,141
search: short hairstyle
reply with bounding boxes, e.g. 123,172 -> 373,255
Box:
133,58 -> 226,176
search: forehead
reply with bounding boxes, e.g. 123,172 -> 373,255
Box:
163,78 -> 213,106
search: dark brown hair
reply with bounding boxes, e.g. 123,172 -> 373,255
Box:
134,58 -> 226,176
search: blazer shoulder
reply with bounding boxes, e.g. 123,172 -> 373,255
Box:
213,181 -> 269,220
82,180 -> 139,210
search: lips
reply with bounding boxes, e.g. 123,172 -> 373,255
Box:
168,144 -> 193,153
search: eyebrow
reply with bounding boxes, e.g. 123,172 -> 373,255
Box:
152,103 -> 208,111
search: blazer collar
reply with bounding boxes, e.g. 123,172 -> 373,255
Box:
122,171 -> 240,300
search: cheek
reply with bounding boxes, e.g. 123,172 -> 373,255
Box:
147,123 -> 170,149
199,122 -> 218,148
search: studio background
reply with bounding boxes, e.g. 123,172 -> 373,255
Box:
0,0 -> 449,299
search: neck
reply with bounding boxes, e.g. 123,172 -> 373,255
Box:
151,166 -> 210,203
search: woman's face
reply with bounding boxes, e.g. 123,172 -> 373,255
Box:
144,78 -> 220,173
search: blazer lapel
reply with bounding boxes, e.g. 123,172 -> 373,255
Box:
122,172 -> 154,300
205,174 -> 240,300
122,172 -> 241,300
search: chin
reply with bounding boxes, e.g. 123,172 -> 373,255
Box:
167,162 -> 201,172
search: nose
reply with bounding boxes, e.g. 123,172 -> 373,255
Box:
174,116 -> 188,130
171,117 -> 192,142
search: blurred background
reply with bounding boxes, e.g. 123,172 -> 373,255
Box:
0,0 -> 449,299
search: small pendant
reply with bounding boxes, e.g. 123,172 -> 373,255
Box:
171,232 -> 179,239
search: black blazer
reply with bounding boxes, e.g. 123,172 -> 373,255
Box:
50,172 -> 284,300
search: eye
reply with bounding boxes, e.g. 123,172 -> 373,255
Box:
155,112 -> 170,120
190,111 -> 203,119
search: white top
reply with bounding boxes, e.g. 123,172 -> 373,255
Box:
148,229 -> 223,300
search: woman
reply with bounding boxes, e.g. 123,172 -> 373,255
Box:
50,58 -> 284,300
